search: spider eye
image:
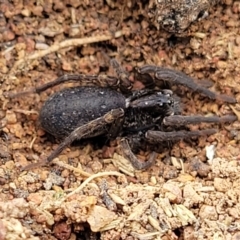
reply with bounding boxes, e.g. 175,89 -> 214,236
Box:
162,89 -> 173,96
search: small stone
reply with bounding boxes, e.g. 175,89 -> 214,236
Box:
87,205 -> 117,232
214,178 -> 232,192
11,143 -> 25,150
61,169 -> 70,178
183,226 -> 196,240
11,123 -> 24,138
4,161 -> 15,170
2,29 -> 15,41
226,19 -> 237,27
35,42 -> 49,50
163,183 -> 182,204
62,61 -> 72,71
27,193 -> 43,206
21,9 -> 31,17
53,221 -> 71,240
188,158 -> 211,177
5,111 -> 17,124
199,205 -> 218,221
9,182 -> 16,189
31,5 -> 43,16
88,158 -> 103,173
216,60 -> 228,69
13,153 -> 28,167
183,184 -> 204,204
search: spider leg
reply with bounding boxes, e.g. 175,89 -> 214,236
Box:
134,67 -> 156,89
8,74 -> 120,98
137,65 -> 236,103
120,138 -> 157,170
145,129 -> 217,143
107,115 -> 124,139
110,59 -> 132,93
8,59 -> 133,98
163,115 -> 237,126
22,108 -> 124,170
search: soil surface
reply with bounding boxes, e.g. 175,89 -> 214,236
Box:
0,0 -> 240,239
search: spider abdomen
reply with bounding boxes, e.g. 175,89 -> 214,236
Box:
39,86 -> 126,138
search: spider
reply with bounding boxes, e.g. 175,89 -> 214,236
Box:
10,60 -> 236,170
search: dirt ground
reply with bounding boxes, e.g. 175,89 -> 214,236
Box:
0,0 -> 240,239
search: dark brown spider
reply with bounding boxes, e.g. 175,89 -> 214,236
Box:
9,60 -> 236,171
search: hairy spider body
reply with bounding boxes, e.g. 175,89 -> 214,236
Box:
39,86 -> 126,139
10,60 -> 236,170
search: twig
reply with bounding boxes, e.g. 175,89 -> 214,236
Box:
10,31 -> 123,74
52,158 -> 92,178
63,171 -> 124,201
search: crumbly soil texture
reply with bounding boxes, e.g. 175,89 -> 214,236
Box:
1,0 -> 240,240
